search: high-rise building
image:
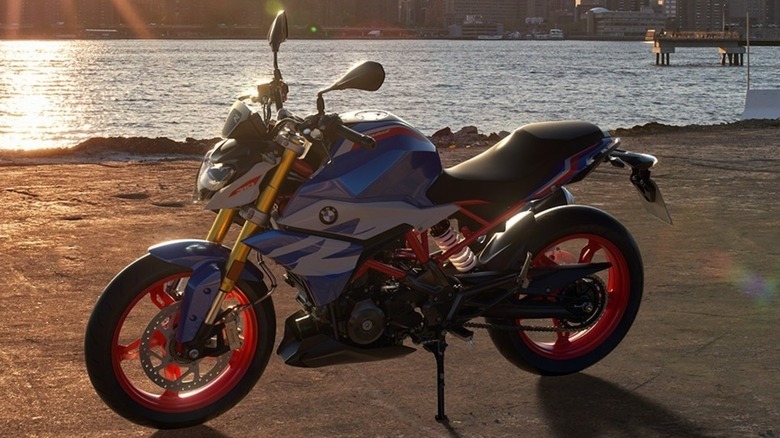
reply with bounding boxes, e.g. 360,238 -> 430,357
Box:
527,0 -> 550,20
443,0 -> 524,28
281,0 -> 398,27
662,0 -> 678,18
77,0 -> 117,27
606,0 -> 646,10
674,0 -> 726,30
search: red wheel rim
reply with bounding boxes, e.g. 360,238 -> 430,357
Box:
517,234 -> 631,360
110,274 -> 258,413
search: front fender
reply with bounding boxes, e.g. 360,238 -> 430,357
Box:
147,239 -> 267,344
148,239 -> 231,270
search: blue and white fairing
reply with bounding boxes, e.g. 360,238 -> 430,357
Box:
244,110 -> 457,306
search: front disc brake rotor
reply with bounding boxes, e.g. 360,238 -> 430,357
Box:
139,302 -> 232,391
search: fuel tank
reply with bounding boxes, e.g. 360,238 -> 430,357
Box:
277,110 -> 456,241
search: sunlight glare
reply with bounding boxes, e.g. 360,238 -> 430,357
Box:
0,41 -> 80,150
110,0 -> 153,39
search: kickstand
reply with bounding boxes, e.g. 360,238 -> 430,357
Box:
424,334 -> 449,423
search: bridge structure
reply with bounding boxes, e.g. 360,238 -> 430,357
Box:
647,30 -> 746,66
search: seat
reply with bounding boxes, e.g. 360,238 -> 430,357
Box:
426,121 -> 605,205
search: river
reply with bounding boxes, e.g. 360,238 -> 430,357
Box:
1,39 -> 779,150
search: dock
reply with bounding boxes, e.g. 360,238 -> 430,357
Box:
647,30 -> 745,66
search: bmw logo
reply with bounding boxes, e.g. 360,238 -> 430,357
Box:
319,206 -> 338,225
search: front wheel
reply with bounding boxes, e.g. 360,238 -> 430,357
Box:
84,254 -> 276,429
487,206 -> 643,376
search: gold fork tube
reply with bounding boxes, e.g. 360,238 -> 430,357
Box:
203,148 -> 299,325
205,209 -> 237,244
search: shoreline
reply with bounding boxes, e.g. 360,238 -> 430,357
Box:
1,119 -> 778,165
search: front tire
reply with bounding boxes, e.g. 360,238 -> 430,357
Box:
487,206 -> 643,376
84,254 -> 276,429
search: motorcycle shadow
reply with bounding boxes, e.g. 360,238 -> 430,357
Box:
536,373 -> 710,438
151,425 -> 229,438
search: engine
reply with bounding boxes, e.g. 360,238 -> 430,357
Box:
277,252 -> 433,368
284,266 -> 425,345
339,278 -> 425,346
346,300 -> 385,345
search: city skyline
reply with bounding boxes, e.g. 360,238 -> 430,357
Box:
1,0 -> 778,38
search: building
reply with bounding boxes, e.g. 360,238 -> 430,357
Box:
585,6 -> 667,37
527,0 -> 550,22
281,0 -> 398,27
663,0 -> 678,19
443,0 -> 523,29
606,0 -> 647,10
664,0 -> 727,30
448,14 -> 504,36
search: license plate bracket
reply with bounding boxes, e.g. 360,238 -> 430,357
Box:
631,169 -> 672,225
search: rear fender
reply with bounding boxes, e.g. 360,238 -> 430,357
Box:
148,239 -> 267,344
527,186 -> 575,213
477,211 -> 537,271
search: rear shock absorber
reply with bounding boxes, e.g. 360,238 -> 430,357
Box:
430,220 -> 477,272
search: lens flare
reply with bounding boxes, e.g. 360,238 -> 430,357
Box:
736,270 -> 778,307
265,1 -> 283,16
706,251 -> 778,307
110,0 -> 153,39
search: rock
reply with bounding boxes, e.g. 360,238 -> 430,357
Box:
431,127 -> 453,138
454,126 -> 478,137
428,126 -> 499,149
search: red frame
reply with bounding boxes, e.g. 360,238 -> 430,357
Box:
352,200 -> 528,280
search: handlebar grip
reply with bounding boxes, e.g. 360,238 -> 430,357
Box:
335,123 -> 376,150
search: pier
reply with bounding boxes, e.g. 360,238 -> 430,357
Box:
647,31 -> 745,66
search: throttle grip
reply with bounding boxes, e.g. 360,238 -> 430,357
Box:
334,123 -> 376,149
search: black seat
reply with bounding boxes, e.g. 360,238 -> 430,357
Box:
426,121 -> 605,205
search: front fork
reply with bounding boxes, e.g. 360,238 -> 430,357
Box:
176,144 -> 299,360
200,147 -> 299,326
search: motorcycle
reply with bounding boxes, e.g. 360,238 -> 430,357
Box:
84,11 -> 672,429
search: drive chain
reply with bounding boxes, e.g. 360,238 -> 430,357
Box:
463,320 -> 593,333
463,275 -> 610,333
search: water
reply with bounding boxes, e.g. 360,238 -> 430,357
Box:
2,39 -> 779,150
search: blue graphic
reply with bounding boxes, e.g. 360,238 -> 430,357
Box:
283,116 -> 443,219
244,230 -> 363,306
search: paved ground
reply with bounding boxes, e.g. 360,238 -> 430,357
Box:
0,126 -> 778,437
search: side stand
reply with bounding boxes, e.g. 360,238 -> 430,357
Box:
424,335 -> 449,423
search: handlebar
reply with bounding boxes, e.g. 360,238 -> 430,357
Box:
333,122 -> 376,149
289,113 -> 376,150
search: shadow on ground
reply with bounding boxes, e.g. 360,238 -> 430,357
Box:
536,373 -> 710,438
151,425 -> 230,438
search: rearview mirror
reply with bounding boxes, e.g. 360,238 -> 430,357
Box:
268,11 -> 288,52
322,61 -> 385,94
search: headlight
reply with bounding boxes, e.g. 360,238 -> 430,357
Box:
199,161 -> 235,191
193,158 -> 235,202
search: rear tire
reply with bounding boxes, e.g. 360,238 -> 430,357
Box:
84,254 -> 276,428
487,205 -> 643,376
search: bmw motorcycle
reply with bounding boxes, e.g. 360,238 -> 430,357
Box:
84,11 -> 672,429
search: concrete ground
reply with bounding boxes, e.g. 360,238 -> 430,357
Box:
0,126 -> 777,437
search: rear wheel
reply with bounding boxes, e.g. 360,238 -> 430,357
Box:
84,254 -> 275,428
487,206 -> 643,376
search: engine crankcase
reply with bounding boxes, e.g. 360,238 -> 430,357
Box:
347,299 -> 385,345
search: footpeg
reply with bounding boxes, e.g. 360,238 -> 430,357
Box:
447,325 -> 474,342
